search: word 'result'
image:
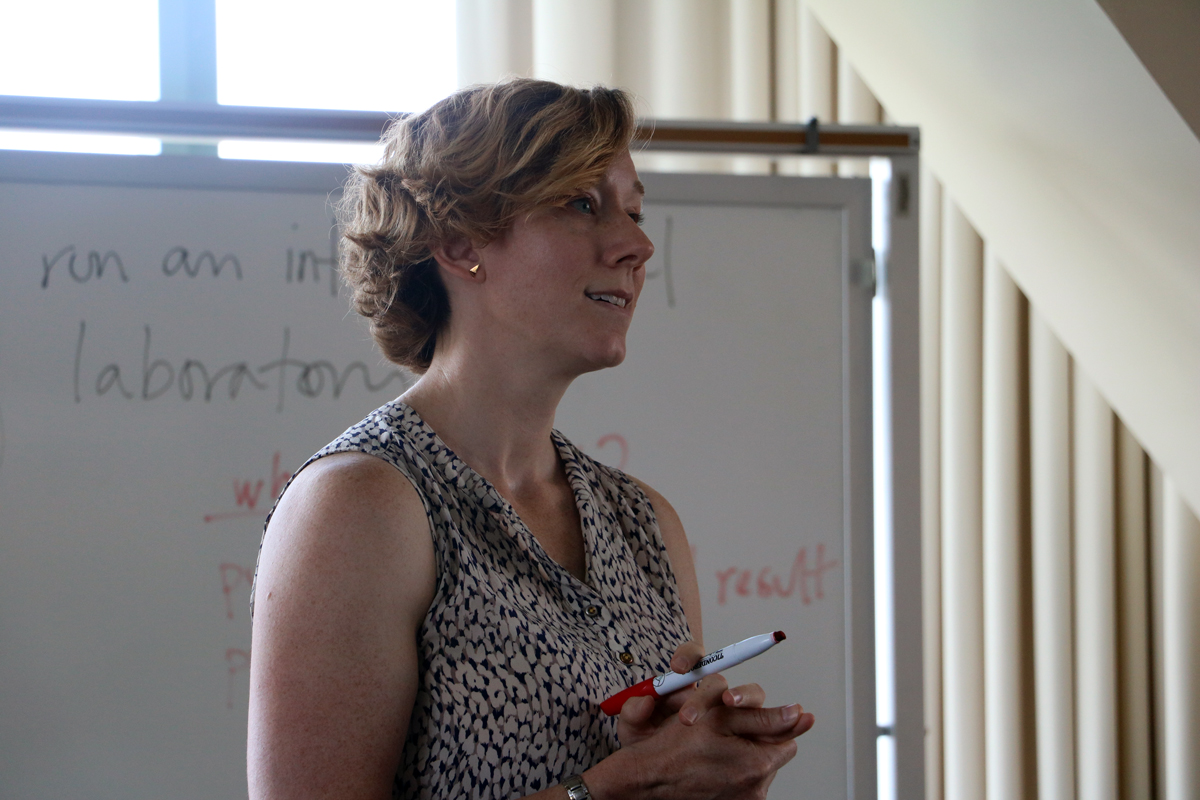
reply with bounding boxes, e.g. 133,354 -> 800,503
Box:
715,543 -> 839,606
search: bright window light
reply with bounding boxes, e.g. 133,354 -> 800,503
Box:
870,156 -> 898,799
0,0 -> 160,101
0,130 -> 161,156
871,156 -> 896,739
216,0 -> 456,113
877,734 -> 897,800
218,139 -> 383,164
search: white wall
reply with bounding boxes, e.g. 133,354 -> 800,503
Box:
804,0 -> 1200,516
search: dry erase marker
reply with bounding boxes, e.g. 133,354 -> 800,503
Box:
600,631 -> 786,716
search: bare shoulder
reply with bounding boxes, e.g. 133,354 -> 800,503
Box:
248,451 -> 434,798
625,475 -> 703,643
276,450 -> 427,526
256,451 -> 434,622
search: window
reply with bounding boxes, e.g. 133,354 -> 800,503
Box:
0,0 -> 457,161
0,0 -> 161,101
215,0 -> 455,163
216,0 -> 456,113
0,0 -> 162,155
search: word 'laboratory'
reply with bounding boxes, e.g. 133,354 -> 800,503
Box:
72,322 -> 408,410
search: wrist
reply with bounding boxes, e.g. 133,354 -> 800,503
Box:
562,774 -> 590,800
581,748 -> 650,800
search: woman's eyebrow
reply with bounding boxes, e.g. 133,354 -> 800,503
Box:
633,180 -> 645,196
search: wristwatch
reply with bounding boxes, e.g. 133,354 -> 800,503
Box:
562,774 -> 591,800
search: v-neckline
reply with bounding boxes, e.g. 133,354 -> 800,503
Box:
398,401 -> 598,592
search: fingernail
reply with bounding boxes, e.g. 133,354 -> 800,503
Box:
729,690 -> 743,705
782,704 -> 801,723
680,707 -> 698,725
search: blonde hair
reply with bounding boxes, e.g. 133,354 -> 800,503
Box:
338,78 -> 638,371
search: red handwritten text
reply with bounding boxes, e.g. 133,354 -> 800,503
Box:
204,451 -> 292,523
715,543 -> 839,605
225,648 -> 251,710
596,433 -> 629,470
220,562 -> 255,620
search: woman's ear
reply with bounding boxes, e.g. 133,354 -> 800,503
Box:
432,237 -> 484,282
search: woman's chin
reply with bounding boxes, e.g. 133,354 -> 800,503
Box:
573,342 -> 628,374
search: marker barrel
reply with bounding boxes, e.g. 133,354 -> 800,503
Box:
600,631 -> 785,716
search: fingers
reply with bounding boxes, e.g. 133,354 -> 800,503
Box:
766,708 -> 816,742
712,703 -> 816,742
677,674 -> 728,725
618,695 -> 657,728
669,640 -> 704,674
613,694 -> 665,748
722,683 -> 766,708
650,687 -> 693,718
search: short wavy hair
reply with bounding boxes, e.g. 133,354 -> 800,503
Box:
337,78 -> 638,372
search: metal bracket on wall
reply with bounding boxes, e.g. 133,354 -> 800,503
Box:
852,255 -> 878,295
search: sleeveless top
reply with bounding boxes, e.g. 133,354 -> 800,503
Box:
253,399 -> 693,799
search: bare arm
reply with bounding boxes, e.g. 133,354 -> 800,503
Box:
248,453 -> 435,800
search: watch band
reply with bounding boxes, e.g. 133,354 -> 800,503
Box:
562,773 -> 591,800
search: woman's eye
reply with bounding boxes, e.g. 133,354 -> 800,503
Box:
568,197 -> 594,215
630,212 -> 646,226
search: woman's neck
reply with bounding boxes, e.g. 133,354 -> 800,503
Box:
401,344 -> 574,496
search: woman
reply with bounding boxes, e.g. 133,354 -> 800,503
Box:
248,79 -> 814,800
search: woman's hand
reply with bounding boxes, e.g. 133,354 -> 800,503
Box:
615,641 -> 704,744
598,672 -> 814,800
674,674 -> 815,744
618,641 -> 806,746
600,640 -> 815,799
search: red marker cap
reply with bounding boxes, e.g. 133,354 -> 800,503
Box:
599,676 -> 659,716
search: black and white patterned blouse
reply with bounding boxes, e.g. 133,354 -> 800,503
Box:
254,399 -> 693,799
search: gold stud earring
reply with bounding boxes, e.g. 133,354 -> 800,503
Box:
469,264 -> 480,276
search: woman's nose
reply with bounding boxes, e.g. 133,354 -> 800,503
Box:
609,217 -> 655,269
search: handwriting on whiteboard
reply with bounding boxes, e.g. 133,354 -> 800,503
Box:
595,433 -> 629,470
72,322 -> 411,411
220,563 -> 255,619
644,214 -> 676,307
220,567 -> 255,709
39,241 -> 335,288
40,246 -> 129,287
286,244 -> 339,296
220,562 -> 255,711
714,543 -> 839,605
205,451 -> 293,523
225,648 -> 251,710
41,244 -> 244,287
161,247 -> 243,279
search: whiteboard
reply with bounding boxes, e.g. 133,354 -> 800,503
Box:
0,153 -> 875,799
559,173 -> 877,799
